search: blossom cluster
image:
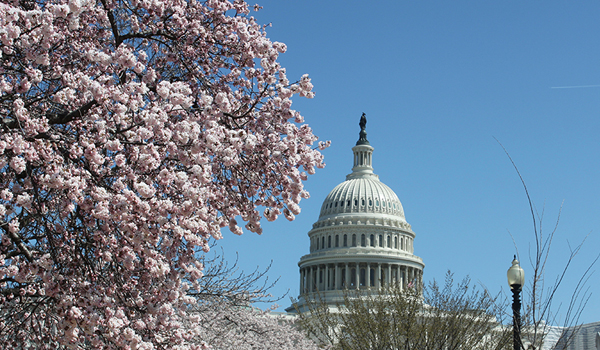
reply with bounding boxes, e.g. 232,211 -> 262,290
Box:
0,0 -> 326,347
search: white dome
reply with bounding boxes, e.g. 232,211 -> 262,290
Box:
318,177 -> 406,221
315,139 -> 407,224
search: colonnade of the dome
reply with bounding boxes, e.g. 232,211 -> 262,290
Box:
299,262 -> 423,293
353,149 -> 372,169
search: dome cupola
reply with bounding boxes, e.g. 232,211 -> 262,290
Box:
316,113 -> 406,225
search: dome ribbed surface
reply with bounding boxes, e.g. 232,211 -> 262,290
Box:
318,177 -> 406,220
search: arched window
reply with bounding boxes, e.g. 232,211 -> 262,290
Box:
387,235 -> 391,248
335,235 -> 339,247
352,234 -> 357,247
370,234 -> 375,247
321,236 -> 325,250
343,234 -> 348,247
361,234 -> 366,247
394,236 -> 398,249
361,199 -> 365,206
379,234 -> 383,247
369,199 -> 372,206
328,235 -> 331,248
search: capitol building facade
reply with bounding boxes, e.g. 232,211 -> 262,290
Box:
287,116 -> 424,312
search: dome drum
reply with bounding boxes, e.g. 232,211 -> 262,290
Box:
307,228 -> 416,254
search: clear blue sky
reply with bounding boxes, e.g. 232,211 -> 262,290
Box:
217,0 -> 600,325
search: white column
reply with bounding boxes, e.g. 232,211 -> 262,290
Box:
386,264 -> 391,287
316,265 -> 321,291
399,266 -> 403,289
376,264 -> 381,289
355,264 -> 360,290
345,263 -> 350,289
335,264 -> 341,290
366,263 -> 371,288
304,268 -> 308,292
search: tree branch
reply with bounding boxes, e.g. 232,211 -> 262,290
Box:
0,220 -> 33,262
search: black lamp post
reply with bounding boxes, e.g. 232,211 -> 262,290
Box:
507,255 -> 525,350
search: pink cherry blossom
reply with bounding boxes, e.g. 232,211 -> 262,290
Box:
0,0 -> 329,347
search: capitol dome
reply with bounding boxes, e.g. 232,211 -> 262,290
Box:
287,114 -> 424,313
318,177 -> 406,222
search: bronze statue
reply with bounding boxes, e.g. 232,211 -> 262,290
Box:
357,113 -> 369,145
359,113 -> 367,131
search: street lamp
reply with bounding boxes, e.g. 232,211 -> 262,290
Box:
507,255 -> 525,350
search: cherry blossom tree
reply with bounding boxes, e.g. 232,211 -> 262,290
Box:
0,0 -> 326,347
191,304 -> 320,350
186,251 -> 320,350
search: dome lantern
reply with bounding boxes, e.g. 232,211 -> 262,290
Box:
347,113 -> 377,180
